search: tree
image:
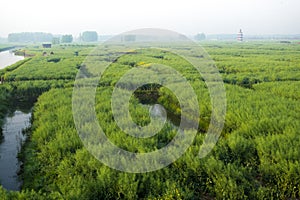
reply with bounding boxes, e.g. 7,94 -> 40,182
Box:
8,32 -> 53,43
52,37 -> 60,45
194,33 -> 206,41
61,35 -> 73,43
81,31 -> 98,42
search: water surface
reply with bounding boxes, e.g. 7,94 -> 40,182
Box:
0,110 -> 31,191
0,50 -> 24,70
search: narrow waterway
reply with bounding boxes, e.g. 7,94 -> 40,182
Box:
0,50 -> 24,70
0,48 -> 30,190
0,110 -> 31,191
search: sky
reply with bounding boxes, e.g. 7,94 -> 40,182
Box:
0,0 -> 299,37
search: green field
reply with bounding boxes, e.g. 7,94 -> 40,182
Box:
0,41 -> 299,199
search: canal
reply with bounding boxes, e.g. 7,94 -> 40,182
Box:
0,110 -> 31,190
0,48 -> 29,191
0,49 -> 24,70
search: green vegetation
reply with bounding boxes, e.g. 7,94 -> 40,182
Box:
52,37 -> 60,45
2,45 -> 92,81
0,85 -> 12,140
81,31 -> 98,42
8,32 -> 53,43
194,33 -> 206,41
0,41 -> 299,199
0,59 -> 32,77
0,45 -> 17,52
61,35 -> 73,43
203,42 -> 300,88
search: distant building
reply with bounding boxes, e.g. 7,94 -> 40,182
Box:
42,43 -> 52,48
237,29 -> 243,42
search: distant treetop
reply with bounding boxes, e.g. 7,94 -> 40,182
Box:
8,32 -> 53,43
194,33 -> 206,41
81,31 -> 98,42
61,35 -> 73,43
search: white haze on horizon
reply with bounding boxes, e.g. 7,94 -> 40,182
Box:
0,0 -> 299,37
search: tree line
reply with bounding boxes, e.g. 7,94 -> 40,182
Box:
7,31 -> 99,43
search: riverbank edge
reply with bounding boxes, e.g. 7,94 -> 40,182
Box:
0,85 -> 12,142
0,88 -> 36,191
0,46 -> 16,52
0,46 -> 25,53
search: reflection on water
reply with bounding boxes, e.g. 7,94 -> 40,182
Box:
0,111 -> 31,191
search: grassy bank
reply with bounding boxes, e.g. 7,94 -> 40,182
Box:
0,85 -> 12,140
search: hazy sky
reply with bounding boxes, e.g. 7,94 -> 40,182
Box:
0,0 -> 299,37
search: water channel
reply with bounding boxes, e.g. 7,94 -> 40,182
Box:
0,49 -> 24,70
0,110 -> 31,190
0,48 -> 29,191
